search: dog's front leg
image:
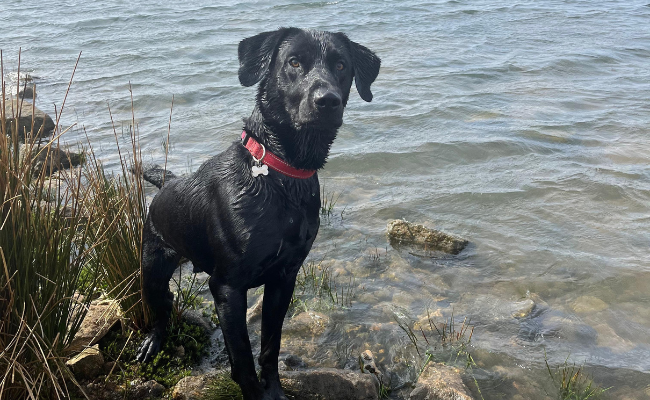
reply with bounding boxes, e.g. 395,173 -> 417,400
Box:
258,275 -> 298,400
210,279 -> 264,400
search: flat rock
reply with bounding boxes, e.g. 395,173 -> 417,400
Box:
3,99 -> 55,141
67,300 -> 121,353
66,344 -> 104,380
387,220 -> 467,255
410,362 -> 473,400
280,368 -> 379,400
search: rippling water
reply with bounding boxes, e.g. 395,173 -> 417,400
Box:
3,0 -> 650,398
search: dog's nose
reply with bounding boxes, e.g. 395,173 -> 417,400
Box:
314,91 -> 342,111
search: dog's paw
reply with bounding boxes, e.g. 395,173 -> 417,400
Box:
261,379 -> 288,400
135,331 -> 163,363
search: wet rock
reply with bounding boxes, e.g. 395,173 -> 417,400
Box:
3,99 -> 55,141
409,362 -> 473,400
280,353 -> 308,371
21,143 -> 84,176
172,373 -> 217,400
571,296 -> 608,314
387,220 -> 468,255
246,294 -> 264,324
542,313 -> 598,344
18,83 -> 36,99
280,368 -> 379,400
284,311 -> 329,337
66,344 -> 104,380
359,350 -> 384,382
67,300 -> 121,353
512,299 -> 536,319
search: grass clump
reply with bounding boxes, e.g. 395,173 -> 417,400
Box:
0,52 -> 100,400
83,92 -> 150,331
545,351 -> 609,400
291,259 -> 355,312
394,308 -> 483,398
201,370 -> 243,400
100,319 -> 210,388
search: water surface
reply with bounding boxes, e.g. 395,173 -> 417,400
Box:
3,1 -> 650,398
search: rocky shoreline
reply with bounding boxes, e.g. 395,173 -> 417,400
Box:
68,295 -> 476,400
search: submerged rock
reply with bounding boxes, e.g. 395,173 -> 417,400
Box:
283,311 -> 330,337
280,368 -> 379,400
3,99 -> 55,141
387,220 -> 468,255
409,362 -> 473,400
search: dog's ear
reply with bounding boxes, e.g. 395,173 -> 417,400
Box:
349,40 -> 381,102
238,28 -> 297,87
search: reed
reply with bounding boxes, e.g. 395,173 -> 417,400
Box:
0,51 -> 99,400
81,88 -> 150,330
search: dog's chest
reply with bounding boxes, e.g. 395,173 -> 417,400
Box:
250,178 -> 320,264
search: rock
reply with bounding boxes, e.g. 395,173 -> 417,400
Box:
280,368 -> 379,400
83,381 -> 126,400
572,296 -> 608,314
409,362 -> 473,400
511,299 -> 536,318
279,354 -> 308,371
3,99 -> 55,141
66,344 -> 104,380
181,309 -> 213,335
132,380 -> 166,399
19,84 -> 36,99
67,300 -> 121,353
172,373 -> 215,400
283,311 -> 329,337
387,220 -> 468,255
360,350 -> 383,379
20,143 -> 84,176
246,294 -> 264,324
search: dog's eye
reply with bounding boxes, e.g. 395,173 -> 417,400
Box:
336,62 -> 345,71
289,58 -> 300,68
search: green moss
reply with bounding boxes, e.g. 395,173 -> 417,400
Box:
100,319 -> 211,389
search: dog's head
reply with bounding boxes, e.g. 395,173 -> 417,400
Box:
238,27 -> 380,134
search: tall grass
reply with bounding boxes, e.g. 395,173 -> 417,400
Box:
82,90 -> 149,330
0,51 -> 155,399
0,51 -> 100,400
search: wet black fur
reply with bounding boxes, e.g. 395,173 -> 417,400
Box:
136,28 -> 380,400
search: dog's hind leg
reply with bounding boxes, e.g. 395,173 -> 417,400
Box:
258,275 -> 298,400
136,218 -> 181,363
210,279 -> 265,400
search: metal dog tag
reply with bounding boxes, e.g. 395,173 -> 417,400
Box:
252,164 -> 269,177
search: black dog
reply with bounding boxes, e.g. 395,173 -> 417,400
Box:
136,28 -> 380,400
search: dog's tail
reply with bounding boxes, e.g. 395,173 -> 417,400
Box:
134,164 -> 179,189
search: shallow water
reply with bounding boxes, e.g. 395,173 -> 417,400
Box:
3,0 -> 650,398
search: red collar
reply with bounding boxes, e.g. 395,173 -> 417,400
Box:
241,131 -> 316,179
